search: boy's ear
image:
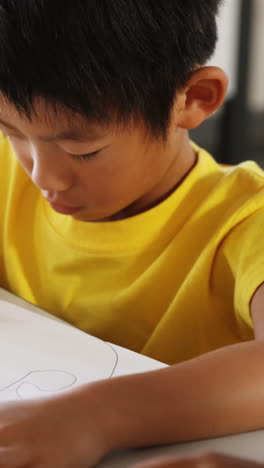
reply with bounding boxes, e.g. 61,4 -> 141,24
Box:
175,67 -> 228,130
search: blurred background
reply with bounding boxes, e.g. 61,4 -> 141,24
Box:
190,0 -> 264,166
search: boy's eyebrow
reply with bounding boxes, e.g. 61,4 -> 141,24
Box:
0,117 -> 104,142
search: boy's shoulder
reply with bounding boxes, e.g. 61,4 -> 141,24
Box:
0,133 -> 18,170
0,133 -> 27,176
0,134 -> 31,218
194,142 -> 264,192
189,143 -> 264,232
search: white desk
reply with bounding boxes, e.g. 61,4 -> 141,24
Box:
98,430 -> 264,467
1,289 -> 263,467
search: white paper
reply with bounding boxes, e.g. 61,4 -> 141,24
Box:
0,300 -> 165,402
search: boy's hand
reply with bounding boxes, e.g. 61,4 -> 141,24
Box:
0,385 -> 111,467
131,453 -> 263,468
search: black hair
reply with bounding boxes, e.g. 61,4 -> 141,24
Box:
0,0 -> 223,139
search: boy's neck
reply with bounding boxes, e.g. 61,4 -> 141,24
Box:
110,133 -> 197,221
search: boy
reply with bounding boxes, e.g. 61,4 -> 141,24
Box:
0,1 -> 264,467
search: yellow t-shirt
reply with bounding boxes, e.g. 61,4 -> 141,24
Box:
1,135 -> 264,365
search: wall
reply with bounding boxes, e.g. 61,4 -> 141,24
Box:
249,0 -> 264,111
208,0 -> 241,98
209,0 -> 264,111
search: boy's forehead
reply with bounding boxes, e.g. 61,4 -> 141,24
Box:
0,95 -> 107,142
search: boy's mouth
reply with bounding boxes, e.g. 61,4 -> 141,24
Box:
49,202 -> 83,215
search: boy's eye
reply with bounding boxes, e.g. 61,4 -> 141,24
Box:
69,150 -> 100,161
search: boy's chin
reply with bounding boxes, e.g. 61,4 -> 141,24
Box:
71,209 -> 118,223
72,208 -> 136,223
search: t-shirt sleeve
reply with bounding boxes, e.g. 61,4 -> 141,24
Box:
0,133 -> 14,220
0,134 -> 18,288
221,207 -> 264,334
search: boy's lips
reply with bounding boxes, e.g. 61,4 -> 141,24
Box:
48,201 -> 83,215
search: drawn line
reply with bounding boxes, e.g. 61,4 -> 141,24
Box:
0,340 -> 120,399
0,370 -> 77,393
104,342 -> 119,377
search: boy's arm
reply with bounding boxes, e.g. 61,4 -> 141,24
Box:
100,333 -> 264,453
96,282 -> 264,451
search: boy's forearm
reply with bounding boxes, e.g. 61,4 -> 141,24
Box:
81,340 -> 264,452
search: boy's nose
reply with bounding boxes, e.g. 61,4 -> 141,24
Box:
31,150 -> 73,193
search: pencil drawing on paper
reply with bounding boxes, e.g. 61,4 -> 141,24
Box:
0,370 -> 77,400
0,342 -> 119,401
0,298 -> 121,402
